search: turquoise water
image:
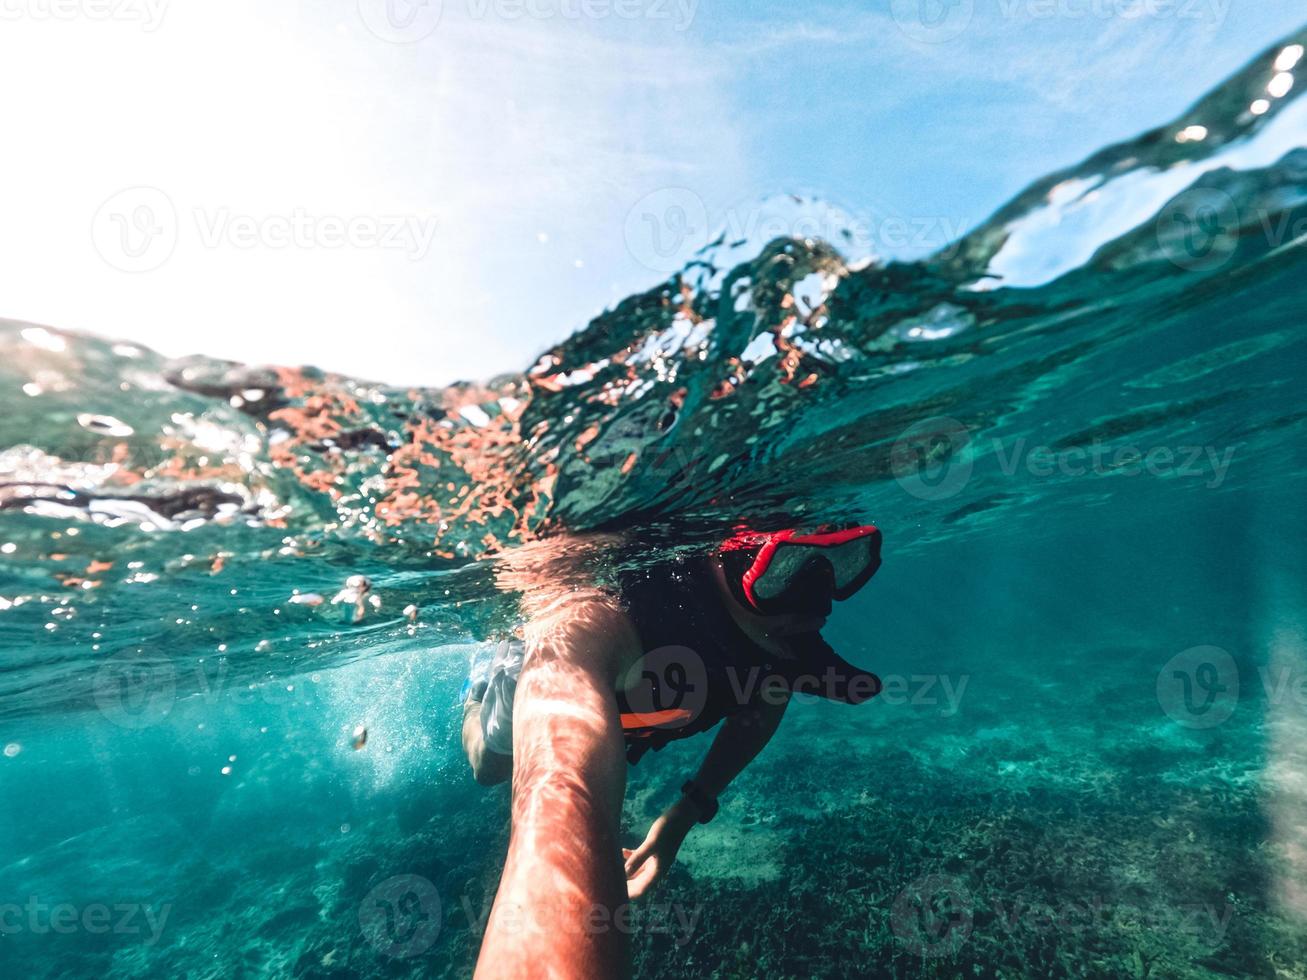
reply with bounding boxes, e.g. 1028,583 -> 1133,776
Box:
3,28 -> 1307,978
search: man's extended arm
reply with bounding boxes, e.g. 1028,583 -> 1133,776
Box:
624,693 -> 790,899
474,591 -> 640,980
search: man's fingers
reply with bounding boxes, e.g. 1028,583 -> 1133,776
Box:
627,858 -> 661,900
624,840 -> 653,874
628,866 -> 652,899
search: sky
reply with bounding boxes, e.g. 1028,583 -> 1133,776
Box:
0,0 -> 1303,386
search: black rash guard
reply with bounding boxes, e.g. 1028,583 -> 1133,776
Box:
615,560 -> 783,763
474,559 -> 882,765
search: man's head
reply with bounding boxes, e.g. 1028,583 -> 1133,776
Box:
704,525 -> 883,704
715,525 -> 880,614
706,554 -> 829,656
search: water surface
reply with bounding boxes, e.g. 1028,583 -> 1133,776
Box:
2,29 -> 1307,979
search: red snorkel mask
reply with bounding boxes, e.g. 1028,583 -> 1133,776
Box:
718,524 -> 882,618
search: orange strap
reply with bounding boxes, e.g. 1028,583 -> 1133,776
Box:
620,708 -> 693,733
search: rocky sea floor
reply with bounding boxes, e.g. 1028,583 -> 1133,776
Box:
6,633 -> 1304,980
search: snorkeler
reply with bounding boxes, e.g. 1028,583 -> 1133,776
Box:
462,525 -> 884,979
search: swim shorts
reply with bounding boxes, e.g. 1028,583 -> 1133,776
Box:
464,638 -> 524,757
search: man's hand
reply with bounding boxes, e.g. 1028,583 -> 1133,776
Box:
624,801 -> 696,900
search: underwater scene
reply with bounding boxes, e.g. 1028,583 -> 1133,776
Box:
3,25 -> 1307,980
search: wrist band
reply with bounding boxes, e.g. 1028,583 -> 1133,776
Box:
680,780 -> 719,824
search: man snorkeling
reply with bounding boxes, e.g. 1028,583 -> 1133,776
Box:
462,525 -> 884,979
